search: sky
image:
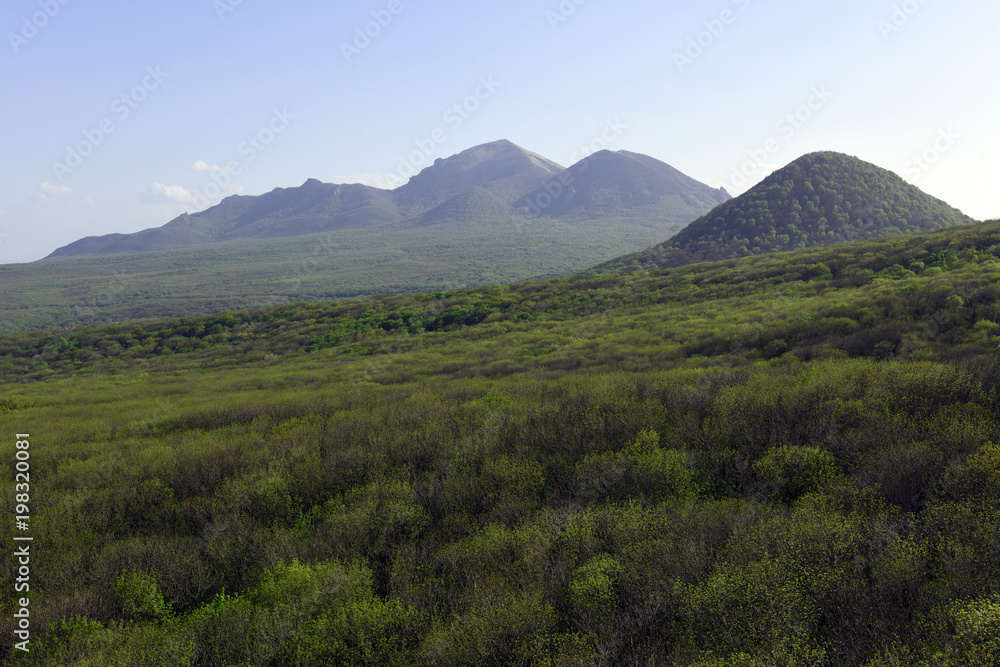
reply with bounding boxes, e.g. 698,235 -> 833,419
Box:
1,0 -> 997,264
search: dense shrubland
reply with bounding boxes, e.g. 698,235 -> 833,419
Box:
1,221 -> 1000,664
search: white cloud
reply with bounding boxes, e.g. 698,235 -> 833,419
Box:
0,208 -> 9,216
191,160 -> 229,174
33,183 -> 84,204
37,182 -> 75,199
142,183 -> 197,206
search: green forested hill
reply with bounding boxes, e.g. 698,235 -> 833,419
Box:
2,220 -> 1000,665
599,151 -> 976,272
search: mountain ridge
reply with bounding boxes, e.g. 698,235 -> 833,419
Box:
44,140 -> 727,259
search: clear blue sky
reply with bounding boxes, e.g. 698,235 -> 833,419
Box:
1,0 -> 997,263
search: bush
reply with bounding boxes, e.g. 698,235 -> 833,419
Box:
569,553 -> 622,614
624,428 -> 701,501
114,571 -> 173,622
753,445 -> 840,502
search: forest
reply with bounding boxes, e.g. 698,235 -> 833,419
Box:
2,220 -> 1000,665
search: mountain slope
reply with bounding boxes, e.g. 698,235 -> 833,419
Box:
597,151 -> 976,272
48,180 -> 403,257
515,149 -> 729,219
393,139 -> 565,215
415,186 -> 513,228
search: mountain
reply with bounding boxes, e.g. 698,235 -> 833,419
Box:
44,141 -> 723,260
515,149 -> 729,219
47,180 -> 403,258
394,139 -> 565,215
596,151 -> 976,272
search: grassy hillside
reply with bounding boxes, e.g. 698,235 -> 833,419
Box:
3,221 -> 1000,665
599,152 -> 976,273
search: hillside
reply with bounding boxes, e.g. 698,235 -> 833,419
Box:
2,219 -> 1000,664
597,151 -> 976,272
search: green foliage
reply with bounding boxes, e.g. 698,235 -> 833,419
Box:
423,591 -> 558,665
623,428 -> 701,500
925,249 -> 966,271
28,616 -> 116,666
876,263 -> 916,280
754,445 -> 840,501
679,556 -> 822,658
6,218 -> 1000,665
939,596 -> 1000,663
569,553 -> 622,613
114,571 -> 173,622
0,395 -> 35,412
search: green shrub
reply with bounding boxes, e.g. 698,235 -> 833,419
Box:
114,571 -> 173,622
569,553 -> 622,614
753,445 -> 840,502
623,428 -> 701,501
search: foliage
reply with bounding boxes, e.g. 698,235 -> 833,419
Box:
114,571 -> 173,622
753,445 -> 840,502
4,218 -> 1000,664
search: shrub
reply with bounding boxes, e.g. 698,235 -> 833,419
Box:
623,428 -> 701,501
753,445 -> 840,502
114,571 -> 173,622
569,553 -> 622,614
